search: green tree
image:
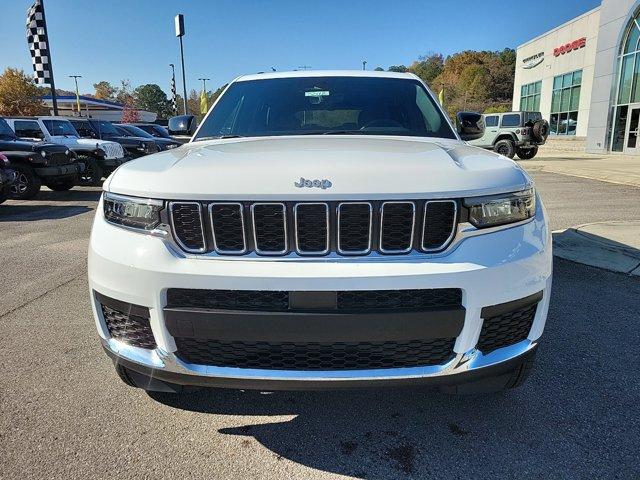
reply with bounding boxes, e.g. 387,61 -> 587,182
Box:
0,68 -> 47,116
387,65 -> 408,73
374,66 -> 385,71
409,53 -> 444,87
134,84 -> 171,119
93,81 -> 117,100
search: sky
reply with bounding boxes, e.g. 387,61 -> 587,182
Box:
1,0 -> 601,95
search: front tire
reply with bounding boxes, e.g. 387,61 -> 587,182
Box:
76,155 -> 104,187
9,164 -> 41,200
45,178 -> 76,191
494,139 -> 515,159
516,146 -> 539,160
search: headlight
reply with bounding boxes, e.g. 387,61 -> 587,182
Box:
464,188 -> 536,228
165,144 -> 178,149
40,150 -> 47,158
103,193 -> 163,231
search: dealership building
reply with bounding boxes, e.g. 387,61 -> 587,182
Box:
512,0 -> 640,154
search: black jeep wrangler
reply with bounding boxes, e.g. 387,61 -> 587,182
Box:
0,117 -> 83,199
0,153 -> 16,204
68,118 -> 159,158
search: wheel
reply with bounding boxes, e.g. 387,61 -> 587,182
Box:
76,155 -> 104,187
531,119 -> 550,143
494,139 -> 515,158
9,164 -> 41,200
0,189 -> 8,204
516,146 -> 539,160
45,178 -> 76,191
114,363 -> 183,393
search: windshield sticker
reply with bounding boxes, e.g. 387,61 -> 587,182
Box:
305,90 -> 330,97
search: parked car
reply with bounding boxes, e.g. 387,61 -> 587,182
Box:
89,71 -> 552,395
116,124 -> 181,151
0,117 -> 83,198
6,117 -> 128,186
68,118 -> 159,159
0,153 -> 16,204
468,111 -> 550,159
130,123 -> 172,139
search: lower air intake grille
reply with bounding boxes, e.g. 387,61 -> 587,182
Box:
167,289 -> 289,311
174,338 -> 456,370
337,289 -> 462,311
477,297 -> 539,354
100,300 -> 155,349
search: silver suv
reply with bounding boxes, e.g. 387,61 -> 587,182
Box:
469,111 -> 549,159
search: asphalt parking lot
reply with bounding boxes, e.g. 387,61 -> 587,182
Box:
1,171 -> 639,479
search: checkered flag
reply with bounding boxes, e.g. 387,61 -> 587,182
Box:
26,0 -> 51,85
170,71 -> 178,115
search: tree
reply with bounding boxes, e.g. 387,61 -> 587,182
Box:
93,81 -> 117,101
133,84 -> 171,119
121,103 -> 140,122
115,79 -> 135,106
409,53 -> 444,87
387,65 -> 408,73
0,68 -> 47,116
374,66 -> 385,71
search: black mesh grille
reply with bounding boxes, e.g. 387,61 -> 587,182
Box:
170,203 -> 205,251
174,338 -> 456,370
101,304 -> 156,349
477,303 -> 538,354
423,201 -> 457,250
211,204 -> 245,252
338,203 -> 371,253
253,204 -> 287,253
295,204 -> 328,253
380,202 -> 414,252
167,289 -> 289,311
337,289 -> 462,311
48,152 -> 70,167
166,288 -> 462,312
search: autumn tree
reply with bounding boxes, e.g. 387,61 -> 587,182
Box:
409,53 -> 444,88
0,68 -> 48,116
120,102 -> 140,122
93,81 -> 117,100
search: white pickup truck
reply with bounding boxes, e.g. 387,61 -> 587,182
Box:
6,117 -> 128,186
89,71 -> 552,394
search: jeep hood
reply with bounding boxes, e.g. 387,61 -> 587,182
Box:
106,136 -> 532,200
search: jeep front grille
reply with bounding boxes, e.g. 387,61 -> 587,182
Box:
169,200 -> 458,257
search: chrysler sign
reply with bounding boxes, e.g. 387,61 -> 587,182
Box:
554,37 -> 586,56
522,52 -> 544,69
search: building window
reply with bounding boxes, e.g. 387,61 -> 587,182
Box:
550,70 -> 582,135
611,8 -> 640,151
519,81 -> 541,111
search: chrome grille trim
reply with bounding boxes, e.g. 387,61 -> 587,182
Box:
422,200 -> 458,252
209,202 -> 247,255
293,203 -> 330,255
336,202 -> 373,255
169,201 -> 206,253
379,201 -> 415,254
251,202 -> 288,255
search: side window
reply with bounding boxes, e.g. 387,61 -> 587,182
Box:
14,120 -> 44,139
71,121 -> 94,137
501,114 -> 521,128
485,116 -> 498,127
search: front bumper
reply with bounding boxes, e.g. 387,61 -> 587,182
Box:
34,163 -> 84,177
89,197 -> 552,389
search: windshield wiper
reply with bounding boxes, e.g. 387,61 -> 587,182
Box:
322,130 -> 361,135
196,135 -> 245,141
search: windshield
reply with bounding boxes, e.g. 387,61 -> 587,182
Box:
90,120 -> 119,135
43,119 -> 79,137
0,118 -> 16,139
148,125 -> 171,138
193,76 -> 456,141
122,125 -> 153,138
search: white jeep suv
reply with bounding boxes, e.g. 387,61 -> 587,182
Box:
89,71 -> 552,394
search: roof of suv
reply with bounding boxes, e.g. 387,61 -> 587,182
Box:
234,70 -> 419,82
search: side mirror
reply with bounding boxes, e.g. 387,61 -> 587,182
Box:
456,112 -> 485,141
168,115 -> 197,136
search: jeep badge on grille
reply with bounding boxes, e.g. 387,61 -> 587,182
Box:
294,177 -> 332,189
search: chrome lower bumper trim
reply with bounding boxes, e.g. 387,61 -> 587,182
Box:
101,336 -> 537,383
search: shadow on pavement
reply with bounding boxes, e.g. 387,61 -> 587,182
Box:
148,258 -> 640,478
0,204 -> 92,221
36,189 -> 102,202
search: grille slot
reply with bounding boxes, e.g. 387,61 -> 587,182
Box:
252,203 -> 287,254
380,202 -> 415,253
337,289 -> 462,311
210,203 -> 246,254
477,302 -> 538,354
100,302 -> 155,349
422,200 -> 457,251
174,338 -> 456,370
337,202 -> 372,254
294,203 -> 329,254
170,202 -> 206,252
167,289 -> 289,311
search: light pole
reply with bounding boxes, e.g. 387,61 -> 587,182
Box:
362,60 -> 367,70
69,75 -> 82,115
198,77 -> 210,93
175,14 -> 188,115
